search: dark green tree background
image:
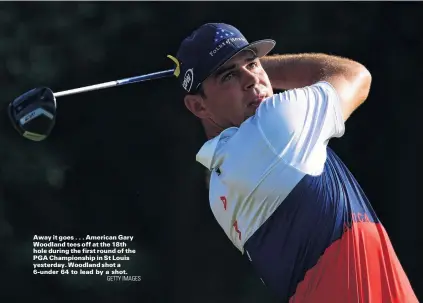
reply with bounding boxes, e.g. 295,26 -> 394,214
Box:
0,2 -> 420,302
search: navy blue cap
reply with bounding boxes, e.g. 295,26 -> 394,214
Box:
167,23 -> 276,93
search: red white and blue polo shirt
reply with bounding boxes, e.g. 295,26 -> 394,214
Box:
196,82 -> 418,302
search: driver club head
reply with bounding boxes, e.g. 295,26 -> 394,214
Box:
8,87 -> 57,141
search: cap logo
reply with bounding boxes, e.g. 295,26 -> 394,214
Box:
182,68 -> 194,92
209,28 -> 246,57
214,28 -> 235,44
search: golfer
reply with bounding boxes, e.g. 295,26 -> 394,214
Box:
168,23 -> 418,302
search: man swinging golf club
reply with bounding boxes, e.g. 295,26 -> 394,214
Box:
4,21 -> 418,303
168,23 -> 418,302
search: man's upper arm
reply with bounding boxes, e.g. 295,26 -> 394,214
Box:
322,61 -> 372,121
255,82 -> 345,174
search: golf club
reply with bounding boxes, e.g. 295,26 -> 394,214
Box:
7,68 -> 176,142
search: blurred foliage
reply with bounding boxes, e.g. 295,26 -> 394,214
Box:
0,2 -> 421,302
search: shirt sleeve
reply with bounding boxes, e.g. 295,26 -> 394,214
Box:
255,81 -> 345,174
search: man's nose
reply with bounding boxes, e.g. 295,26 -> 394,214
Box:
242,68 -> 259,90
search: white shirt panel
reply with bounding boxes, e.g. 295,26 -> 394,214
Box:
256,81 -> 345,175
196,81 -> 345,252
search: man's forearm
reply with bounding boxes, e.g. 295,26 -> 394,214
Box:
260,53 -> 364,90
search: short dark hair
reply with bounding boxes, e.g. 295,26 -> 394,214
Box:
196,85 -> 207,98
185,83 -> 206,99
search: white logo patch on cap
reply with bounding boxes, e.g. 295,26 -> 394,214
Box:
182,68 -> 194,92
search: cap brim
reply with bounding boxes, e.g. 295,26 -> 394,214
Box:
197,39 -> 276,90
244,39 -> 276,58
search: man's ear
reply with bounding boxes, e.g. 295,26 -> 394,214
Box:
184,94 -> 209,119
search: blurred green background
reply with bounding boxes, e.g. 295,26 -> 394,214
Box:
0,2 -> 420,302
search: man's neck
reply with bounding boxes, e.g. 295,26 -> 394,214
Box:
201,119 -> 223,140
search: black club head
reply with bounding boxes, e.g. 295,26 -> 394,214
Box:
8,87 -> 57,141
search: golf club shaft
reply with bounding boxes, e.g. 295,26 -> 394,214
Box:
53,69 -> 175,98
